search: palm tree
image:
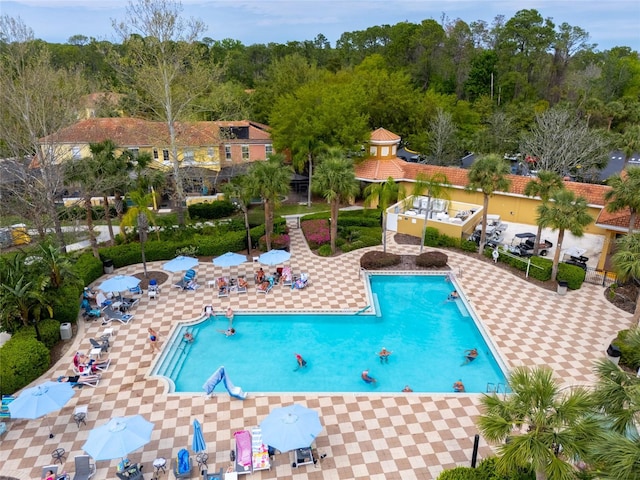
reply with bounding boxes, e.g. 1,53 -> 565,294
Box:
412,172 -> 450,253
222,174 -> 254,256
524,171 -> 565,254
537,189 -> 593,282
36,243 -> 78,289
478,366 -> 597,480
364,177 -> 401,253
246,154 -> 293,251
312,148 -> 359,254
605,166 -> 640,234
466,154 -> 511,254
120,190 -> 158,276
588,355 -> 640,480
611,232 -> 640,325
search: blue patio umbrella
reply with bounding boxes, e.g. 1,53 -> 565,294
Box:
82,415 -> 154,461
163,256 -> 199,273
258,249 -> 291,266
260,404 -> 322,453
8,381 -> 75,438
98,275 -> 140,293
213,252 -> 247,268
192,419 -> 206,453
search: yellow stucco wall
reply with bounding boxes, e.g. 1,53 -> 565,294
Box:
397,182 -> 606,236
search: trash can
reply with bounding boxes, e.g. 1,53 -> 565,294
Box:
103,258 -> 114,274
60,322 -> 72,340
557,280 -> 568,295
607,343 -> 622,365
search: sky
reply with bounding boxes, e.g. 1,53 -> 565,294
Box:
1,0 -> 638,51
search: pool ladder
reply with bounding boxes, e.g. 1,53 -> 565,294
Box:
486,382 -> 508,399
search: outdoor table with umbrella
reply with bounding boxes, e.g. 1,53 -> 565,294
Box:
258,249 -> 291,267
98,275 -> 141,295
260,404 -> 322,454
213,252 -> 247,269
82,415 -> 154,461
8,380 -> 75,438
162,256 -> 199,273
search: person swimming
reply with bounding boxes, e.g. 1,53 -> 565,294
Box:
448,290 -> 459,301
463,348 -> 478,364
183,332 -> 194,343
294,353 -> 307,370
361,370 -> 376,384
453,380 -> 465,392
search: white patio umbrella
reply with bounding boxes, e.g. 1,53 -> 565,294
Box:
82,415 -> 154,461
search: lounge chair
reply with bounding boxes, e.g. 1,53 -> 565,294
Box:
256,277 -> 273,294
102,307 -> 134,325
148,284 -> 160,299
115,461 -> 143,480
172,448 -> 193,479
89,338 -> 109,352
0,395 -> 15,419
236,275 -> 248,294
41,465 -> 59,479
175,269 -> 197,290
291,273 -> 309,290
128,285 -> 143,295
217,277 -> 229,298
118,296 -> 139,311
251,427 -> 271,472
72,455 -> 96,480
281,266 -> 293,287
201,468 -> 224,480
234,430 -> 252,475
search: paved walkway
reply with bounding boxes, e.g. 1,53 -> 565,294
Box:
0,219 -> 632,480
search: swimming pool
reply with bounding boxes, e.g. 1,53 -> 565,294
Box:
151,274 -> 508,394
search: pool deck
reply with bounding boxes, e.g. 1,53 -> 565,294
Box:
1,220 -> 632,480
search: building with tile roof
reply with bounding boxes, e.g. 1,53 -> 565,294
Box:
38,117 -> 273,173
356,128 -> 638,270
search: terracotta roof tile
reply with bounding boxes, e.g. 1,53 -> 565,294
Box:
596,208 -> 640,231
355,157 -> 613,207
370,128 -> 400,143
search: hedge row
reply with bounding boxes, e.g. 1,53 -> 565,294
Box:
437,457 -> 534,480
187,200 -> 236,220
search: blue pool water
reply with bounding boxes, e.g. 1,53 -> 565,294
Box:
154,275 -> 507,393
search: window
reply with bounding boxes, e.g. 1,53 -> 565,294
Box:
225,145 -> 232,161
71,146 -> 81,159
241,145 -> 249,161
207,147 -> 214,158
162,149 -> 169,162
265,144 -> 273,157
153,149 -> 159,160
184,149 -> 195,162
128,148 -> 139,158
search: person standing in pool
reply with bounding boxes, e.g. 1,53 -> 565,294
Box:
294,353 -> 307,370
453,380 -> 465,392
148,327 -> 160,352
226,307 -> 234,327
378,347 -> 392,364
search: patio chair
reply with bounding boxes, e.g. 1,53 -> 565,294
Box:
236,275 -> 248,294
41,465 -> 58,479
234,430 -> 252,475
172,448 -> 193,479
201,468 -> 224,480
95,292 -> 112,310
1,395 -> 15,419
217,277 -> 229,298
281,267 -> 293,287
72,455 -> 96,480
80,299 -> 102,321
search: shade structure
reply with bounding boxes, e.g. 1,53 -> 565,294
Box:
258,249 -> 291,266
8,381 -> 74,420
82,415 -> 154,461
213,252 -> 247,268
98,275 -> 140,293
163,256 -> 199,273
192,419 -> 206,453
8,381 -> 75,438
260,404 -> 322,453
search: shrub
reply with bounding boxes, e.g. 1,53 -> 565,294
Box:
12,319 -> 62,349
614,329 -> 640,370
53,283 -> 82,324
556,263 -> 586,290
301,219 -> 330,249
475,457 -> 535,480
360,251 -> 401,269
0,336 -> 50,395
437,467 -> 478,480
71,252 -> 103,286
187,200 -> 236,220
259,233 -> 290,251
416,251 -> 449,268
460,240 -> 478,252
317,244 -> 333,256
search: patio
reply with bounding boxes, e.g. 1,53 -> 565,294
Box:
0,218 -> 631,480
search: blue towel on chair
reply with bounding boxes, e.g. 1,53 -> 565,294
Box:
178,448 -> 190,474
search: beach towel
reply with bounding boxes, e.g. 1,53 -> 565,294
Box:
177,448 -> 190,474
